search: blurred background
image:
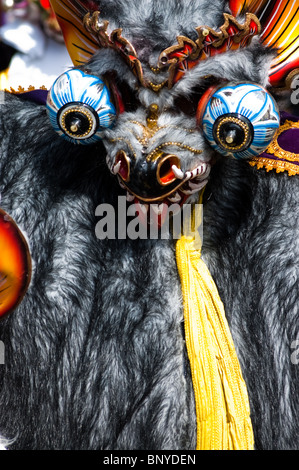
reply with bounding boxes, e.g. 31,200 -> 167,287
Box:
0,0 -> 71,91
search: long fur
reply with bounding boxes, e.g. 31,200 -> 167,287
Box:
0,0 -> 297,449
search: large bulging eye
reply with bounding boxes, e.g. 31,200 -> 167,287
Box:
46,69 -> 117,144
197,82 -> 280,159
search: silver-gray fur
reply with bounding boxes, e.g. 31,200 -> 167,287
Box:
0,0 -> 297,450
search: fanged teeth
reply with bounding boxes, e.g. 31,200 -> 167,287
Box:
171,165 -> 185,180
167,191 -> 181,203
112,161 -> 121,175
172,163 -> 208,182
121,161 -> 210,207
126,191 -> 135,202
185,163 -> 207,180
181,179 -> 208,195
139,202 -> 149,214
151,203 -> 165,215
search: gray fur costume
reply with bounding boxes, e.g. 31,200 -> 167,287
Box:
0,0 -> 297,450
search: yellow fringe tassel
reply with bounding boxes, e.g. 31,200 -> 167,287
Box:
175,198 -> 254,450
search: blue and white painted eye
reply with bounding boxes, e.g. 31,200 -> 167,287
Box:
198,82 -> 280,159
46,69 -> 117,144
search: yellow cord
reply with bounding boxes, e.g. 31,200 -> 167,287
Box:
176,191 -> 254,450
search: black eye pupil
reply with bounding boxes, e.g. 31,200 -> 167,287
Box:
213,113 -> 253,152
219,122 -> 246,148
64,111 -> 91,135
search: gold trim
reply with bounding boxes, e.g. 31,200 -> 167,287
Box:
249,157 -> 299,176
83,11 -> 260,92
128,120 -> 196,150
156,154 -> 181,186
128,120 -> 160,147
7,85 -> 48,94
108,137 -> 137,160
158,13 -> 261,68
215,116 -> 250,151
60,106 -> 94,138
285,69 -> 299,90
150,66 -> 161,74
249,120 -> 299,176
148,80 -> 169,92
147,142 -> 203,162
115,150 -> 131,182
266,120 -> 299,162
146,104 -> 159,129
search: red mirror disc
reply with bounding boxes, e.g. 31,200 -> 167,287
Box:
0,209 -> 31,318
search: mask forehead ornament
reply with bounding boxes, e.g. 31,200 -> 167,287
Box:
50,0 -> 261,92
50,0 -> 299,91
156,13 -> 260,87
83,10 -> 261,91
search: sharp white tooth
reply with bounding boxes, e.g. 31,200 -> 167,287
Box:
170,204 -> 181,215
112,161 -> 121,174
138,202 -> 149,214
167,192 -> 181,203
194,164 -> 206,177
198,164 -> 210,179
188,180 -> 205,190
186,163 -> 206,179
151,203 -> 165,215
181,179 -> 208,195
171,165 -> 184,180
118,179 -> 126,189
126,191 -> 135,202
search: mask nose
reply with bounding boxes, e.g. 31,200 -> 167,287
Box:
156,153 -> 181,186
113,150 -> 183,200
111,103 -> 185,200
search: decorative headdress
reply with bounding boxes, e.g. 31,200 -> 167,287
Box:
83,10 -> 261,91
229,0 -> 299,88
50,0 -> 299,90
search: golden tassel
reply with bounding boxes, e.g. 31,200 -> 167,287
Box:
175,193 -> 254,450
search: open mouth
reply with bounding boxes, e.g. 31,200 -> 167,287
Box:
116,161 -> 211,227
